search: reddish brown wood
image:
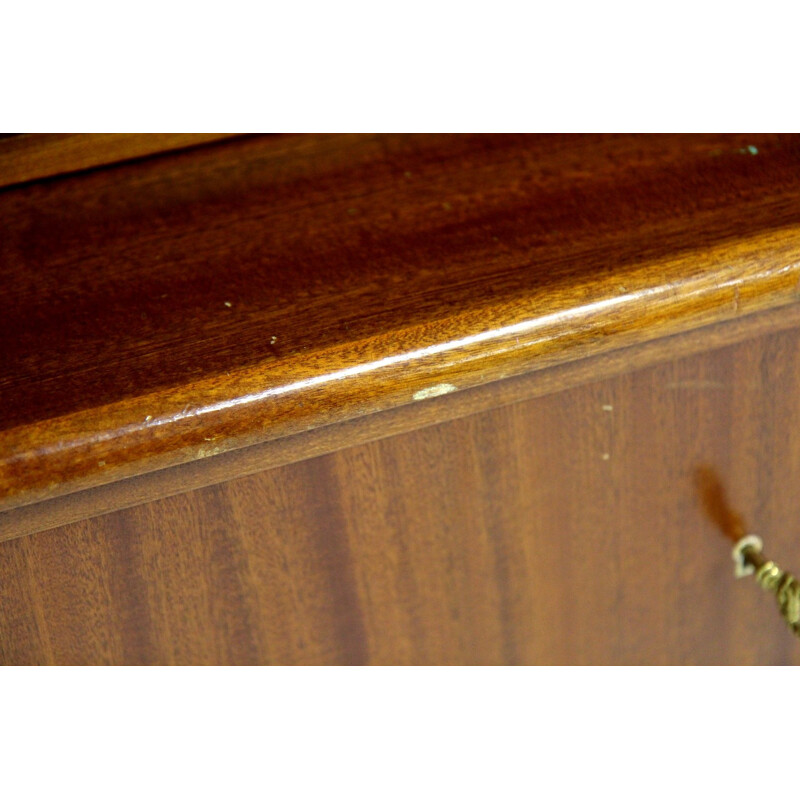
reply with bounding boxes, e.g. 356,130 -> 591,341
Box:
4,300 -> 800,542
0,133 -> 242,189
3,321 -> 800,665
4,134 -> 800,510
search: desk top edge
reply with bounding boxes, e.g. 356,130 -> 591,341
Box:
3,133 -> 800,509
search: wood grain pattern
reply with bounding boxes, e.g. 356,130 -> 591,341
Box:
4,134 -> 800,511
0,133 -> 242,189
4,300 -> 800,542
3,322 -> 800,665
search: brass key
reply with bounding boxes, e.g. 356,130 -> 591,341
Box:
732,534 -> 800,637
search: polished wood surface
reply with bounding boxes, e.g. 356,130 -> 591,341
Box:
4,300 -> 800,542
3,322 -> 800,665
0,133 -> 242,189
4,134 -> 800,510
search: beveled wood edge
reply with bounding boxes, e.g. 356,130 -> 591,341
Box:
0,133 -> 243,189
4,300 -> 800,543
5,220 -> 800,512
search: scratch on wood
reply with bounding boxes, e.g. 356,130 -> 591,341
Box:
665,380 -> 725,390
413,383 -> 457,401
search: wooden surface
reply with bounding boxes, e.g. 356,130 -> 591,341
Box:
0,133 -> 242,189
5,300 -> 800,542
3,322 -> 800,665
4,134 -> 800,511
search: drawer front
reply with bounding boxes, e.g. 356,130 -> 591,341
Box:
2,323 -> 799,665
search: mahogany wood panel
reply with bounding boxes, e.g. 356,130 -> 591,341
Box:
4,300 -> 800,542
3,323 -> 800,665
0,133 -> 242,189
4,134 -> 800,511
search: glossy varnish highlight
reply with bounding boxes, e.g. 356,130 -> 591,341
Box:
3,134 -> 800,508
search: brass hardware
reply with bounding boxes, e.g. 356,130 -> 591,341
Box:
733,535 -> 800,637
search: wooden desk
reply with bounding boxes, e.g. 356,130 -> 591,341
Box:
2,133 -> 799,664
